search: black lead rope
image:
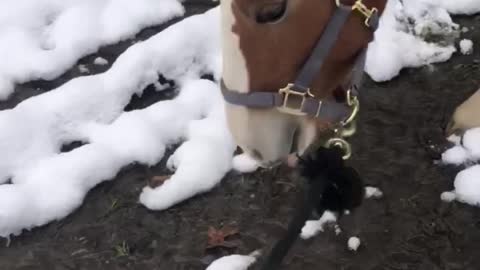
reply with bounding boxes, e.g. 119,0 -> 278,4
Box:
259,146 -> 364,270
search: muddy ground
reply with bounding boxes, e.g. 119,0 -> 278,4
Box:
1,1 -> 480,270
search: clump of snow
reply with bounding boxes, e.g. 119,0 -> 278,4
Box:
440,191 -> 456,202
442,128 -> 480,207
452,165 -> 480,206
300,211 -> 337,239
443,128 -> 480,165
206,250 -> 260,270
232,153 -> 260,173
447,134 -> 462,145
366,0 -> 459,82
365,186 -> 383,199
442,145 -> 471,165
94,57 -> 109,66
78,64 -> 89,74
459,39 -> 474,55
348,237 -> 361,251
334,224 -> 342,235
0,7 -> 228,238
0,0 -> 184,100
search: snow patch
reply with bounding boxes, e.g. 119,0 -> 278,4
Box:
0,7 -> 227,238
366,0 -> 459,82
0,0 -> 184,99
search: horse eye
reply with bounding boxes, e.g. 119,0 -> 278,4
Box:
255,1 -> 287,24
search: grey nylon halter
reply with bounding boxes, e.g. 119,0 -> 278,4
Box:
221,1 -> 380,124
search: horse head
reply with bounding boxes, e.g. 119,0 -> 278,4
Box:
220,0 -> 387,167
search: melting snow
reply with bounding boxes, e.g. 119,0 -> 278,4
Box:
0,7 -> 229,238
366,0 -> 460,82
0,0 -> 184,100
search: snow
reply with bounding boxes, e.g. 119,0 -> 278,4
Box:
206,250 -> 260,270
94,57 -> 109,66
447,134 -> 462,145
366,0 -> 459,82
442,128 -> 480,207
0,7 -> 230,238
442,128 -> 480,165
78,64 -> 89,74
423,0 -> 480,15
300,211 -> 337,239
453,166 -> 480,206
365,186 -> 383,199
459,39 -> 474,55
0,0 -> 184,100
232,153 -> 260,173
441,191 -> 456,202
348,237 -> 361,251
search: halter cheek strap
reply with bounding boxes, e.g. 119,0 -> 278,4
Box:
221,0 -> 380,124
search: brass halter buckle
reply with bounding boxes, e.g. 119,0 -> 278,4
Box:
352,0 -> 378,27
277,83 -> 314,116
336,0 -> 378,27
325,89 -> 360,160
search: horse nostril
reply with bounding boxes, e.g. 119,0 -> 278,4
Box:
255,0 -> 288,24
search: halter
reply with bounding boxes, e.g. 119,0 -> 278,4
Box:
221,0 -> 380,159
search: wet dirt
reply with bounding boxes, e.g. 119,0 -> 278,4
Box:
1,2 -> 480,270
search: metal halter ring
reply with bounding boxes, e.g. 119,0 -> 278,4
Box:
325,137 -> 352,160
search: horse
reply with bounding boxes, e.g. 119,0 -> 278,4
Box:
447,88 -> 480,136
220,0 -> 388,169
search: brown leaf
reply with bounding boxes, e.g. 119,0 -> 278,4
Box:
148,175 -> 171,188
206,226 -> 239,249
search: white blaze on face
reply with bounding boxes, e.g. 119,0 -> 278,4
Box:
220,0 -> 317,166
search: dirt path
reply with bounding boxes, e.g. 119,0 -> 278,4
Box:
1,3 -> 479,270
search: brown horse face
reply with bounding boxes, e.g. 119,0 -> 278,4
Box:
221,0 -> 387,167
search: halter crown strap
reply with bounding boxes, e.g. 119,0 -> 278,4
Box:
221,0 -> 379,124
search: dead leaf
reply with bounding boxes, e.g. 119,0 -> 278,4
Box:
206,226 -> 239,249
148,175 -> 171,188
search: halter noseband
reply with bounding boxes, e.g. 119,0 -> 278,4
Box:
221,0 -> 379,123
